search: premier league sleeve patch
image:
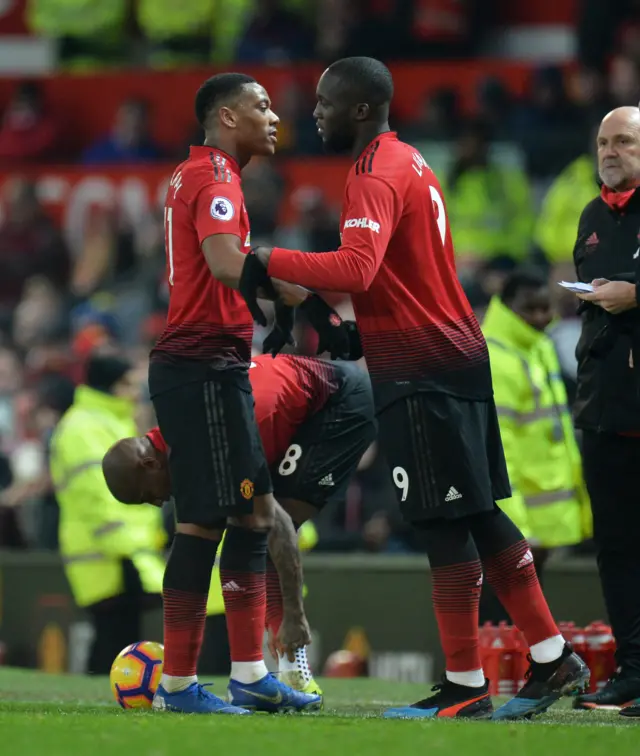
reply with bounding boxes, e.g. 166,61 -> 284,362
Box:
210,196 -> 235,221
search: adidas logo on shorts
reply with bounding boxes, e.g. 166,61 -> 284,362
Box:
319,474 -> 334,486
445,486 -> 462,502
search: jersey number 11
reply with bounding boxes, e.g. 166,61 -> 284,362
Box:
164,206 -> 175,286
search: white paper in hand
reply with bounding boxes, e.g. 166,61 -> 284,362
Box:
558,281 -> 595,294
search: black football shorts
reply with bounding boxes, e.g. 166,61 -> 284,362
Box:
271,363 -> 376,509
377,390 -> 512,522
149,359 -> 272,527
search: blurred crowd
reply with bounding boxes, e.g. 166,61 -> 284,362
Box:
23,0 -> 640,72
0,0 -> 639,554
27,0 -> 491,71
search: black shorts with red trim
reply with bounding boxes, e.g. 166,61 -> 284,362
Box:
149,359 -> 271,527
271,363 -> 376,509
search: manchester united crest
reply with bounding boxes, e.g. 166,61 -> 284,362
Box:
240,479 -> 254,500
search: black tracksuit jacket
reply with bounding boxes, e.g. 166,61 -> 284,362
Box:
573,189 -> 640,433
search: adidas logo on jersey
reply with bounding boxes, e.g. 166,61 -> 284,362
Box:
318,474 -> 334,486
517,549 -> 534,569
222,580 -> 245,592
445,486 -> 462,502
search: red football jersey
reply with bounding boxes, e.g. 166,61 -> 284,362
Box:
268,132 -> 491,404
151,146 -> 253,364
147,354 -> 339,466
249,354 -> 338,464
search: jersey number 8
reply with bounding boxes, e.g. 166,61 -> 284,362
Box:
278,444 -> 303,476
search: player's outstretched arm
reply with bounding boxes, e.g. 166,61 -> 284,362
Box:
238,250 -> 355,358
268,501 -> 311,659
263,175 -> 399,293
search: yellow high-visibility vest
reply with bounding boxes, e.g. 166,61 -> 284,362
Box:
50,386 -> 166,607
482,297 -> 592,547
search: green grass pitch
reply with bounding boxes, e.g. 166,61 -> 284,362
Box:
0,667 -> 637,755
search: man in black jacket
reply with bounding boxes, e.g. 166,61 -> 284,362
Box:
569,106 -> 640,712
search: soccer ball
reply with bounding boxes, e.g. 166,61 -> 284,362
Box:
110,641 -> 164,709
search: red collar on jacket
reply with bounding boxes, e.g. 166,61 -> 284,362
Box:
600,184 -> 640,211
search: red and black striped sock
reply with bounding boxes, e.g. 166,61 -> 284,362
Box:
482,540 -> 559,646
469,509 -> 560,647
162,533 -> 219,679
432,559 -> 484,673
417,519 -> 484,680
220,526 -> 269,664
265,553 -> 284,636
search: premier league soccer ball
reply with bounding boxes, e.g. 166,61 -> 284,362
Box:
110,641 -> 164,709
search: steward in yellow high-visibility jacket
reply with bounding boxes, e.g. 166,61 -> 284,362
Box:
445,122 -> 534,265
136,0 -> 311,67
482,270 -> 591,574
534,155 -> 599,265
28,0 -> 128,70
50,354 -> 165,674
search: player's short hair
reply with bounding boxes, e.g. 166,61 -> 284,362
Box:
102,438 -> 138,503
326,57 -> 394,107
195,73 -> 257,128
501,267 -> 548,304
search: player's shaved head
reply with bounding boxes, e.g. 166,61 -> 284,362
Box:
102,436 -> 170,506
194,73 -> 257,129
597,106 -> 640,190
324,57 -> 394,110
314,57 -> 394,154
102,438 -> 144,503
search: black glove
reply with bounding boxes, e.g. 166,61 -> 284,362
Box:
344,320 -> 363,361
299,294 -> 351,360
239,252 -> 278,326
262,300 -> 296,357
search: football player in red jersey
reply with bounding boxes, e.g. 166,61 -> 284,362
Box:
147,73 -> 328,714
238,57 -> 588,720
103,353 -> 376,704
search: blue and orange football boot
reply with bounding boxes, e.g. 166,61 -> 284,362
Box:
384,677 -> 493,720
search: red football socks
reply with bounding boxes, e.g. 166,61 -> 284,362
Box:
432,559 -> 484,672
220,527 -> 269,662
483,540 -> 559,646
162,533 -> 218,676
163,589 -> 208,676
265,554 -> 284,636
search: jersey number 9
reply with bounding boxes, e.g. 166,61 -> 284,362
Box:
392,466 -> 409,502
